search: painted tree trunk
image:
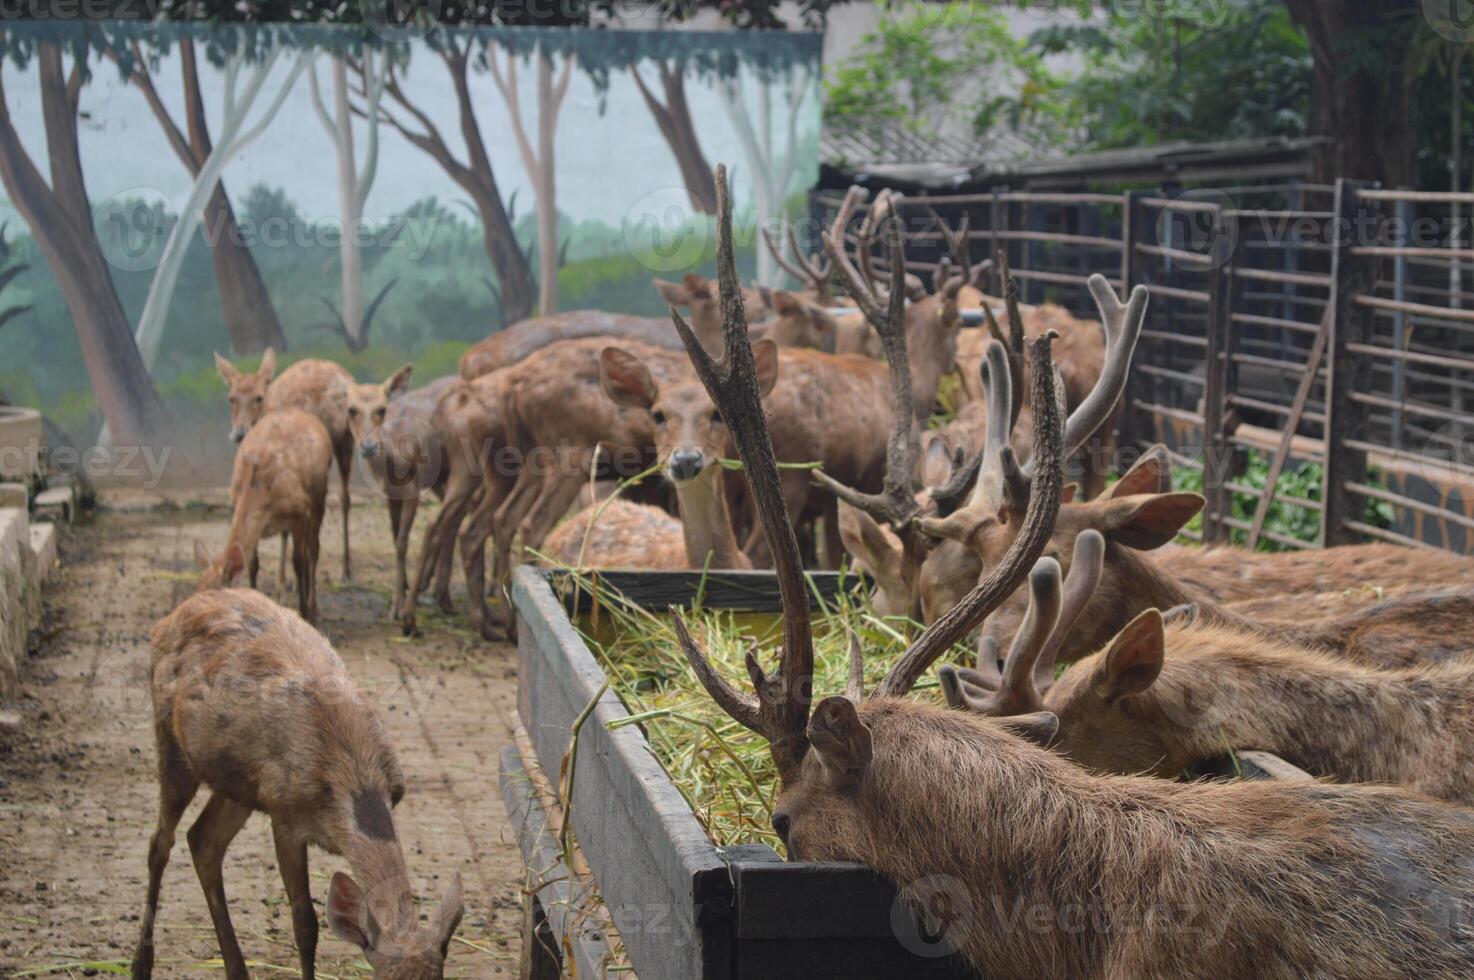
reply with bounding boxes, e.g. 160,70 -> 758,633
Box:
332,58 -> 366,340
536,51 -> 559,314
0,44 -> 167,444
632,64 -> 716,215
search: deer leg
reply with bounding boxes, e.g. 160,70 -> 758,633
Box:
271,823 -> 317,980
519,471 -> 585,559
491,466 -> 546,589
336,439 -> 353,582
459,484 -> 504,641
130,736 -> 198,980
292,531 -> 313,624
278,533 -> 288,597
248,550 -> 260,591
388,496 -> 405,619
187,793 -> 254,980
743,469 -> 813,568
820,495 -> 843,569
434,488 -> 467,612
403,474 -> 474,635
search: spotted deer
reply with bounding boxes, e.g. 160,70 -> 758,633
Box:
942,535 -> 1474,805
131,588 -> 463,980
542,498 -> 689,569
215,349 -> 357,582
194,409 -> 332,624
675,164 -> 1474,980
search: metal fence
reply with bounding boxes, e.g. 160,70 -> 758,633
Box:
811,179 -> 1474,554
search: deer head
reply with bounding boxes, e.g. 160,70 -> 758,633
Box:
326,871 -> 464,979
215,348 -> 277,443
350,364 -> 415,459
668,167 -> 1067,853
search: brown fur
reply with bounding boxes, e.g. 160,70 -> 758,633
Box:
196,410 -> 332,624
132,590 -> 462,979
776,696 -> 1474,979
653,273 -> 772,353
541,498 -> 688,569
216,350 -> 357,581
458,309 -> 687,380
1028,610 -> 1474,803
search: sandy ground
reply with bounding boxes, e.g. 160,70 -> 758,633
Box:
0,490 -> 528,978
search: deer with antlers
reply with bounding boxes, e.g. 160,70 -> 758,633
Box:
131,588 -> 463,979
942,532 -> 1474,805
675,164 -> 1474,980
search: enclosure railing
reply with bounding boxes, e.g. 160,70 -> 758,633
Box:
809,177 -> 1474,554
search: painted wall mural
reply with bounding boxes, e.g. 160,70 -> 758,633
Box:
0,21 -> 821,476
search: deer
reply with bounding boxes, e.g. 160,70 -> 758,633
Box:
543,339 -> 782,571
215,349 -> 357,582
671,165 -> 1474,980
458,308 -> 688,380
941,534 -> 1474,805
653,273 -> 773,353
348,371 -> 460,622
131,588 -> 463,980
194,409 -> 332,624
542,498 -> 689,569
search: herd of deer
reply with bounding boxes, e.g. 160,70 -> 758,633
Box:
130,163 -> 1474,979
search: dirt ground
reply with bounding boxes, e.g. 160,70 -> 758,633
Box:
0,490 -> 529,978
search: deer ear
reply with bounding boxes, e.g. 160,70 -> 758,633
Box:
1061,482 -> 1079,503
1101,609 -> 1165,701
837,500 -> 900,577
1095,493 -> 1203,550
193,540 -> 213,571
751,339 -> 780,397
257,347 -> 276,383
1109,445 -> 1173,499
920,435 -> 953,489
808,696 -> 872,792
214,352 -> 239,385
383,363 -> 414,398
437,872 -> 465,958
997,710 -> 1059,746
652,278 -> 690,306
599,347 -> 657,409
327,872 -> 381,951
683,272 -> 712,297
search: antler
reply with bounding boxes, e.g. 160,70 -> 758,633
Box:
928,207 -> 993,294
667,165 -> 815,783
873,332 -> 1067,698
816,186 -> 919,532
940,529 -> 1106,715
762,223 -> 834,304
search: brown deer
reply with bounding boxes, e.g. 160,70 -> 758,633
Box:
458,309 -> 688,380
215,349 -> 357,582
350,373 -> 459,622
674,165 -> 1474,980
195,409 -> 332,624
131,588 -> 463,980
653,273 -> 772,353
542,498 -> 688,569
942,540 -> 1474,804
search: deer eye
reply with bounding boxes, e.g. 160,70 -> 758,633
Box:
253,396 -> 263,405
348,407 -> 359,418
374,409 -> 386,422
652,409 -> 667,425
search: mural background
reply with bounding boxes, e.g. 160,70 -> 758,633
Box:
0,21 -> 821,476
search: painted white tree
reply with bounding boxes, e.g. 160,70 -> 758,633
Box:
487,40 -> 574,315
310,46 -> 390,350
718,61 -> 812,286
132,41 -> 315,367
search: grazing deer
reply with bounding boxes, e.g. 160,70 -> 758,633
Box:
215,349 -> 357,582
131,589 -> 463,980
549,339 -> 781,571
195,409 -> 332,624
674,165 -> 1474,980
458,309 -> 688,380
943,538 -> 1474,804
543,498 -> 688,569
350,373 -> 458,622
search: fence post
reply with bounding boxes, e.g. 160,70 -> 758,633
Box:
1200,207 -> 1239,543
1321,178 -> 1380,547
989,188 -> 1004,293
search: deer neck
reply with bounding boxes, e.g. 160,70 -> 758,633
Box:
342,788 -> 417,934
676,470 -> 749,570
1157,647 -> 1442,785
1068,544 -> 1218,659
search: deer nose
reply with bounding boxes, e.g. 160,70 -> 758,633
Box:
360,441 -> 380,459
230,427 -> 246,444
669,449 -> 705,482
772,811 -> 791,843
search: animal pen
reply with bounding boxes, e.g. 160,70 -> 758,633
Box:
807,174 -> 1474,555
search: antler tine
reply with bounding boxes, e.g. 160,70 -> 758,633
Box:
997,557 -> 1061,706
928,445 -> 980,517
1022,274 -> 1147,477
843,630 -> 866,702
857,188 -> 897,293
996,250 -> 1027,428
670,614 -> 763,733
762,226 -> 817,290
787,222 -> 833,302
824,186 -> 888,325
668,164 -> 814,782
1032,529 -> 1105,690
815,194 -> 920,531
927,206 -> 973,286
875,332 -> 1066,698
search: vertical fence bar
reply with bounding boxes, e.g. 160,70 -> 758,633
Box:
1118,190 -> 1150,457
1392,197 -> 1411,450
988,188 -> 1003,293
1201,207 -> 1238,543
1321,178 -> 1381,547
